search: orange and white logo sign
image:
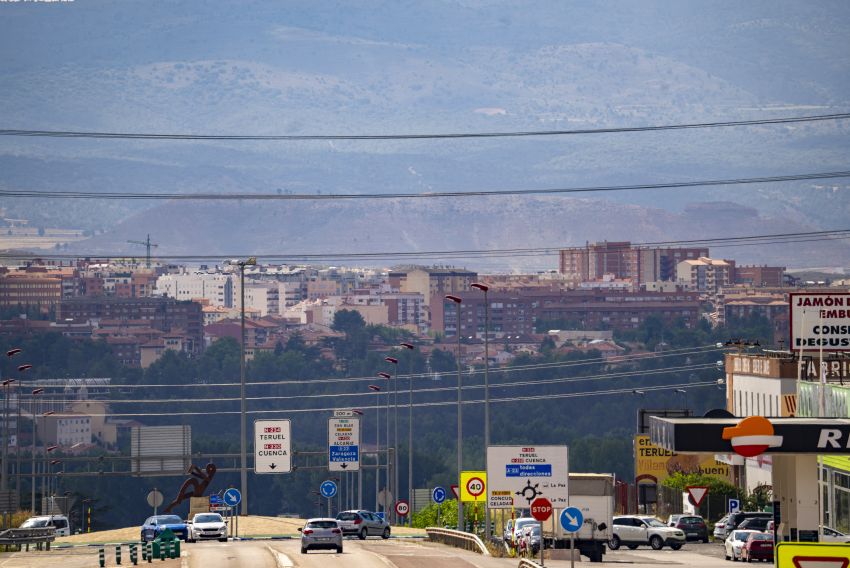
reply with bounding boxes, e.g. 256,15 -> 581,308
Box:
722,416 -> 783,457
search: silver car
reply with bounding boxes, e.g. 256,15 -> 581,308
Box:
300,518 -> 343,554
335,510 -> 391,540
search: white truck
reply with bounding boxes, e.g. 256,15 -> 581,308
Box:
544,473 -> 615,563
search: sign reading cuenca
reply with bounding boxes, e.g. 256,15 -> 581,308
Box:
328,417 -> 360,472
254,419 -> 292,474
486,445 -> 569,509
791,292 -> 850,352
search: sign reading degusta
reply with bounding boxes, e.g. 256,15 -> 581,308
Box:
791,292 -> 850,351
486,445 -> 568,509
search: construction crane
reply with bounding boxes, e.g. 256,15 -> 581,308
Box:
127,234 -> 159,268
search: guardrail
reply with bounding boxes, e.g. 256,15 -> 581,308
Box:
0,527 -> 56,551
518,559 -> 543,568
425,527 -> 490,555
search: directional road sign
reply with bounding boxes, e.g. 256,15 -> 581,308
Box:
395,500 -> 410,517
560,507 -> 584,533
254,419 -> 292,474
328,417 -> 360,472
460,471 -> 486,502
334,409 -> 354,417
486,445 -> 569,509
432,486 -> 447,504
530,497 -> 553,522
687,486 -> 709,507
320,480 -> 338,499
223,488 -> 242,508
728,498 -> 741,514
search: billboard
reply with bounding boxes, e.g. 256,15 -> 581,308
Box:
790,292 -> 850,352
634,434 -> 730,485
130,425 -> 191,474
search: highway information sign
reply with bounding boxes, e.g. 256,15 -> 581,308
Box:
254,419 -> 292,474
486,445 -> 569,509
328,417 -> 360,472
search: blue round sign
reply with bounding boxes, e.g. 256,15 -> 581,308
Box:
432,486 -> 447,504
223,488 -> 242,507
320,480 -> 338,499
559,507 -> 584,533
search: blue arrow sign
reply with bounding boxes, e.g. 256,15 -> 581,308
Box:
432,486 -> 447,504
560,507 -> 583,533
320,480 -> 338,499
223,488 -> 242,508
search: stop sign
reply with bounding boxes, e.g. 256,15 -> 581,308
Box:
530,497 -> 553,521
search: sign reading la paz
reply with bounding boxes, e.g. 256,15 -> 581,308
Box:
791,292 -> 850,351
328,417 -> 360,472
486,445 -> 569,509
254,419 -> 292,474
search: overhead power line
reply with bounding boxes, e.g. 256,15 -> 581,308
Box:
2,170 -> 849,201
1,112 -> 848,141
3,229 -> 849,262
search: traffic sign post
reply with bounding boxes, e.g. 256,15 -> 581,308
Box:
486,445 -> 569,509
460,471 -> 486,502
320,480 -> 338,517
686,486 -> 709,507
530,498 -> 553,567
223,488 -> 242,539
146,489 -> 163,515
559,506 -> 583,532
254,419 -> 292,474
328,417 -> 360,472
395,499 -> 410,518
728,498 -> 741,514
432,486 -> 446,526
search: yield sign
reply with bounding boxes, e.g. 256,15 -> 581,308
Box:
686,486 -> 709,507
793,558 -> 849,568
450,485 -> 459,499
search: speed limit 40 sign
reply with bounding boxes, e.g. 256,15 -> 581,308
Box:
460,471 -> 487,502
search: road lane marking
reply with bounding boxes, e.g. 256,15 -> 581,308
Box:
267,545 -> 294,568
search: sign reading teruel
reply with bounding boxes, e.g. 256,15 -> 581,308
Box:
328,417 -> 360,471
254,419 -> 292,474
790,292 -> 850,351
486,445 -> 569,509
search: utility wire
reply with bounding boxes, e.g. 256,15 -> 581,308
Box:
2,170 -> 848,201
1,112 -> 848,141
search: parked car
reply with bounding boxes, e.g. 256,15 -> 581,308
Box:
187,512 -> 228,542
737,517 -> 771,532
741,532 -> 774,563
140,515 -> 189,542
505,517 -> 539,546
723,512 -> 772,534
609,515 -> 686,550
714,515 -> 730,540
335,510 -> 390,540
822,526 -> 850,543
20,515 -> 70,537
299,518 -> 343,554
669,515 -> 709,543
520,524 -> 542,554
724,529 -> 759,561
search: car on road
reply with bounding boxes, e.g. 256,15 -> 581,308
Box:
737,516 -> 771,532
723,512 -> 772,534
714,515 -> 730,540
505,517 -> 539,546
299,518 -> 343,554
609,515 -> 686,551
669,515 -> 709,542
335,510 -> 390,539
20,515 -> 70,537
724,529 -> 759,561
821,526 -> 850,543
187,512 -> 228,542
741,532 -> 774,563
140,514 -> 189,542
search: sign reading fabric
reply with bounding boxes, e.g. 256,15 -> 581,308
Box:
791,292 -> 850,352
328,417 -> 360,471
634,434 -> 730,485
254,419 -> 292,473
486,445 -> 568,509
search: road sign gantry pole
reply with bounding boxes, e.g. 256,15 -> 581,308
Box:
445,295 -> 464,532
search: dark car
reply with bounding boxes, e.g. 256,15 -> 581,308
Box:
741,532 -> 774,563
141,515 -> 189,542
737,516 -> 771,532
723,511 -> 772,534
670,515 -> 709,542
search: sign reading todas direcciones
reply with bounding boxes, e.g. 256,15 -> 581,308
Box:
790,292 -> 850,351
254,419 -> 292,474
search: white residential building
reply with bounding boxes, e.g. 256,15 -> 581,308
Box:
155,272 -> 234,307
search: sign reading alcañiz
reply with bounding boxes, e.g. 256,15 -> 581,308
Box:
790,292 -> 850,351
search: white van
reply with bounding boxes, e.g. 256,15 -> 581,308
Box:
20,515 -> 70,537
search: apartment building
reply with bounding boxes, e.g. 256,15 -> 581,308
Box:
0,265 -> 73,310
155,272 -> 234,307
558,242 -> 709,284
676,257 -> 734,300
388,266 -> 477,307
734,265 -> 786,287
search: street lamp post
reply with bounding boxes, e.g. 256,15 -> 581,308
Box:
399,342 -> 415,527
228,256 -> 256,517
3,348 -> 23,496
30,388 -> 43,514
368,385 -> 382,512
377,372 -> 392,520
352,408 -> 364,510
445,294 -> 464,531
471,282 -> 491,540
384,357 -> 399,525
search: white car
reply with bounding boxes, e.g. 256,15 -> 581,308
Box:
724,529 -> 758,561
610,515 -> 685,550
504,517 -> 538,546
822,527 -> 850,543
713,514 -> 730,540
20,515 -> 70,537
187,512 -> 228,542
